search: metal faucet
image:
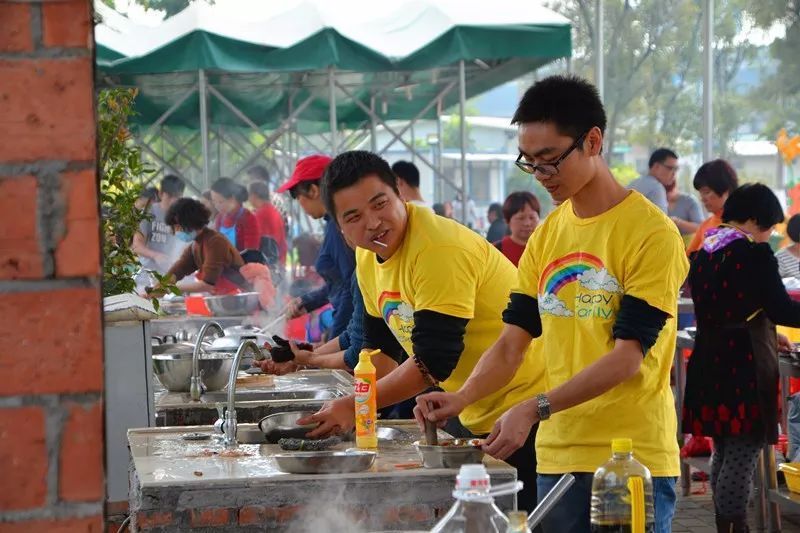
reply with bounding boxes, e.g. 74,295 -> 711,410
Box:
217,339 -> 263,448
190,321 -> 224,401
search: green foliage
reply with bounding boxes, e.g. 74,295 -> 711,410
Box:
99,89 -> 149,297
98,89 -> 178,305
101,0 -> 214,17
610,163 -> 640,186
551,0 -> 760,161
747,1 -> 800,134
441,115 -> 476,152
504,168 -> 555,217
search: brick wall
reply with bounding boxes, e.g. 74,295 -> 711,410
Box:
0,1 -> 103,532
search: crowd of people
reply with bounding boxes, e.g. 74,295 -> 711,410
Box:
132,73 -> 800,533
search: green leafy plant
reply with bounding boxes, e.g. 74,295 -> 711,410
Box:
98,88 -> 178,305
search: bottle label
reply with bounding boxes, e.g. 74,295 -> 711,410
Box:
355,375 -> 376,439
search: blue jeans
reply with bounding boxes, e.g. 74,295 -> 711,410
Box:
537,474 -> 677,533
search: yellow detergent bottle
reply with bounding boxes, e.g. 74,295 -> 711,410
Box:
354,348 -> 380,449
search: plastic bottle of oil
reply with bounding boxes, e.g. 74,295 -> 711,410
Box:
590,438 -> 654,533
430,464 -> 512,533
354,348 -> 380,449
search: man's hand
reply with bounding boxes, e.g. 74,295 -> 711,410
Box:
289,341 -> 314,366
483,401 -> 538,461
778,332 -> 794,353
414,391 -> 469,430
296,397 -> 355,438
287,297 -> 306,319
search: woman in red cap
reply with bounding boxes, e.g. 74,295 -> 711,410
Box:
277,155 -> 356,339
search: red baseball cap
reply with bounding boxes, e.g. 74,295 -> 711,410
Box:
276,154 -> 333,193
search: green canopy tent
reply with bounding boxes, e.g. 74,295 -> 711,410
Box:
95,0 -> 571,214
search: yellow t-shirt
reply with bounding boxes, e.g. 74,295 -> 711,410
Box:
516,191 -> 688,476
357,203 -> 546,435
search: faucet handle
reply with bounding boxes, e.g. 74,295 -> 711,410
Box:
199,369 -> 207,394
213,402 -> 225,433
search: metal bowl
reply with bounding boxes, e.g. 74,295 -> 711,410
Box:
152,350 -> 234,392
414,439 -> 485,469
159,297 -> 186,316
258,411 -> 317,443
205,292 -> 261,317
272,450 -> 377,474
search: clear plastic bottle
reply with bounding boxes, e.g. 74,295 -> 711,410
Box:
505,511 -> 531,533
430,464 -> 511,533
590,438 -> 654,533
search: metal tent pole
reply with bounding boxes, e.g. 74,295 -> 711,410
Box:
702,0 -> 714,161
436,100 -> 443,203
595,0 -> 604,102
198,69 -> 211,189
329,67 -> 338,155
370,96 -> 378,152
458,60 -> 468,225
410,124 -> 415,163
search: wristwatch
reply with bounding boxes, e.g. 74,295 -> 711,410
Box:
535,393 -> 551,421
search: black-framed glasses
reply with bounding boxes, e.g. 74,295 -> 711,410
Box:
514,132 -> 588,177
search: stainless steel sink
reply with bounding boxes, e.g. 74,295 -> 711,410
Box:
202,389 -> 345,403
234,425 -> 410,445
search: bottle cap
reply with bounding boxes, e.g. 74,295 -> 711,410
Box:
358,348 -> 380,360
455,463 -> 490,491
612,438 -> 633,454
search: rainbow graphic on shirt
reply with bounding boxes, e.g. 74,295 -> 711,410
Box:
378,291 -> 403,323
537,252 -> 622,318
538,252 -> 605,296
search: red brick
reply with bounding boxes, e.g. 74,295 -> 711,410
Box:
55,218 -> 100,278
397,505 -> 434,523
239,505 -> 266,525
190,508 -> 231,527
0,176 -> 43,280
54,169 -> 100,278
0,287 -> 102,395
42,0 -> 91,48
135,511 -> 174,530
106,500 -> 129,516
274,505 -> 301,523
0,59 -> 95,162
0,516 -> 102,533
0,407 -> 47,511
61,169 -> 98,222
59,401 -> 104,502
0,4 -> 33,53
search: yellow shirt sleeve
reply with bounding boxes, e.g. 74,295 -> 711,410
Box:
411,245 -> 479,319
356,251 -> 381,319
624,228 -> 689,316
514,235 -> 540,299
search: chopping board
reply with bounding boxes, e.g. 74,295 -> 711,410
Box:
235,374 -> 275,387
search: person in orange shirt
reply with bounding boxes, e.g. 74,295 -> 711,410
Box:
686,159 -> 739,255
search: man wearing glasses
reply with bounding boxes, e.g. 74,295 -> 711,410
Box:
417,76 -> 688,533
628,148 -> 680,214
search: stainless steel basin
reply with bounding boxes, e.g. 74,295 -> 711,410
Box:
201,389 -> 345,403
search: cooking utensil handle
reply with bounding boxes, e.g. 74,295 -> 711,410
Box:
424,402 -> 438,445
527,473 -> 575,529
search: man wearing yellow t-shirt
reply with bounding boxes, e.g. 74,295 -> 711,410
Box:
417,76 -> 689,533
298,150 -> 546,512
